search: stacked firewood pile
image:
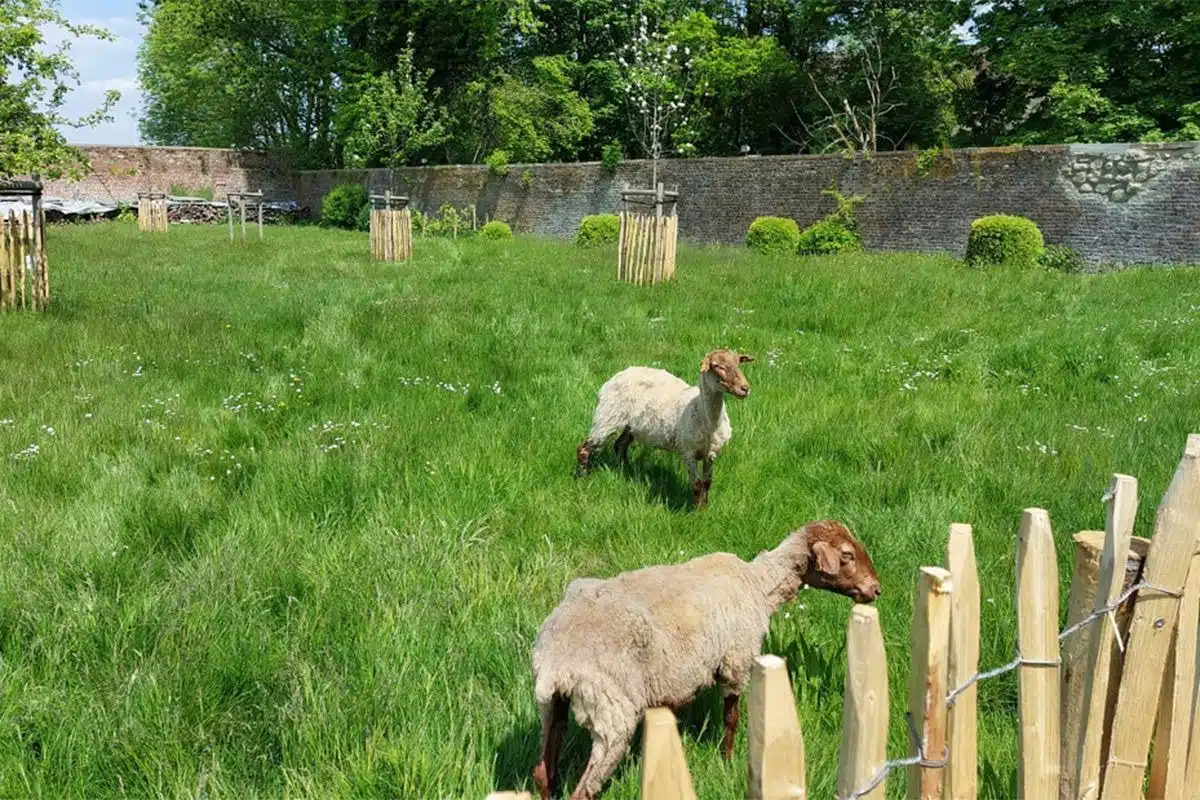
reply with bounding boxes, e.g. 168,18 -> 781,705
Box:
168,201 -> 307,226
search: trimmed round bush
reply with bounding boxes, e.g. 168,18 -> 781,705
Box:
480,220 -> 513,240
745,216 -> 800,256
576,214 -> 620,247
966,214 -> 1044,268
797,219 -> 862,255
322,183 -> 368,230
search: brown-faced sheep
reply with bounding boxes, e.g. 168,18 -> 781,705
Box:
576,349 -> 754,508
530,520 -> 881,800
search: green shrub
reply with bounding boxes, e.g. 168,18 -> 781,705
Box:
601,140 -> 622,175
485,150 -> 510,178
421,203 -> 473,236
521,169 -> 534,190
480,220 -> 512,240
356,203 -> 371,232
321,184 -> 368,230
1037,244 -> 1085,273
797,219 -> 862,255
115,203 -> 136,224
966,214 -> 1045,268
576,214 -> 620,247
745,216 -> 801,256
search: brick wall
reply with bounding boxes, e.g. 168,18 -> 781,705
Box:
299,142 -> 1200,267
43,145 -> 297,204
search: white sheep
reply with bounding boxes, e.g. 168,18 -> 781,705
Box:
529,520 -> 882,800
575,349 -> 753,508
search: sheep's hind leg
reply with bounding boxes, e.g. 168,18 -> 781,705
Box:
720,693 -> 740,761
613,427 -> 633,466
533,694 -> 569,799
569,720 -> 635,800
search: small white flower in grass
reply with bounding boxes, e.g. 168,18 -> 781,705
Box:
84,413 -> 93,420
40,425 -> 55,436
10,443 -> 39,460
0,419 -> 13,426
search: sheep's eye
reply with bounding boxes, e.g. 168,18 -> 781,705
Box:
840,551 -> 854,565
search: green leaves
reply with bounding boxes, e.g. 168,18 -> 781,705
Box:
0,0 -> 120,178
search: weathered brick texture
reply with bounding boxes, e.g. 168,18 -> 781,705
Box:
299,142 -> 1200,266
42,145 -> 296,204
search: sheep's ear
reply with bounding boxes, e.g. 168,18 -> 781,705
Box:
738,354 -> 754,364
811,540 -> 840,575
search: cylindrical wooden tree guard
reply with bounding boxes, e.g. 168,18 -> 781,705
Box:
226,191 -> 264,241
137,192 -> 168,232
618,182 -> 678,285
369,191 -> 412,262
0,179 -> 50,312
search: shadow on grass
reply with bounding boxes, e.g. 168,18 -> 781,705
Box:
577,446 -> 694,512
492,689 -> 727,796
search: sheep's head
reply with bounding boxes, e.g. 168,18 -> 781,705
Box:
798,520 -> 881,604
700,349 -> 754,398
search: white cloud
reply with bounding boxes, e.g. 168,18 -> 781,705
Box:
42,12 -> 145,145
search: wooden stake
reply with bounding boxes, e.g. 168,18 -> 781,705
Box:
946,523 -> 980,800
1102,436 -> 1200,800
837,605 -> 888,800
18,210 -> 28,309
228,196 -> 234,242
908,566 -> 953,800
1073,475 -> 1140,800
1017,509 -> 1061,799
747,654 -> 806,800
617,210 -> 626,281
642,707 -> 697,800
1148,552 -> 1200,799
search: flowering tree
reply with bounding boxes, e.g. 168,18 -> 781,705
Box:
617,16 -> 695,187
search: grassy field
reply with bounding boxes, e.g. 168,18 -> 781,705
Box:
1,222 -> 1197,799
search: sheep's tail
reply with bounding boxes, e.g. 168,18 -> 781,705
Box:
535,667 -> 573,707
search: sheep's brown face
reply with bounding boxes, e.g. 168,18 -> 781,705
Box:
801,520 -> 882,604
701,349 -> 754,398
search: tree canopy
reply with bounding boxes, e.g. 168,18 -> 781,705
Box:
134,0 -> 1200,170
1,0 -> 120,179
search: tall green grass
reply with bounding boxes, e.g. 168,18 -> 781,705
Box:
0,223 -> 1197,798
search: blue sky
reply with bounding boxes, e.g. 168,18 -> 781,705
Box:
49,0 -> 144,145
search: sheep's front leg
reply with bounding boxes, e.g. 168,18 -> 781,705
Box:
699,457 -> 715,507
721,693 -> 740,761
682,452 -> 705,509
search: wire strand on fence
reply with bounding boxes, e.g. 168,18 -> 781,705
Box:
839,579 -> 1183,799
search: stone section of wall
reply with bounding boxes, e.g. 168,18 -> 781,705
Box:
299,142 -> 1200,266
42,145 -> 297,204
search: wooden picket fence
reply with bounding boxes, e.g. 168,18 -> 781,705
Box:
138,192 -> 168,232
369,191 -> 412,262
490,434 -> 1200,800
618,183 -> 678,286
0,178 -> 50,312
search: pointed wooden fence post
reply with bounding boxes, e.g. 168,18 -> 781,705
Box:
617,185 -> 678,285
837,605 -> 888,800
642,707 -> 697,800
1101,435 -> 1200,800
747,654 -> 806,800
908,566 -> 953,800
1070,475 -> 1140,800
945,523 -> 979,800
1017,509 -> 1061,799
1148,551 -> 1200,799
